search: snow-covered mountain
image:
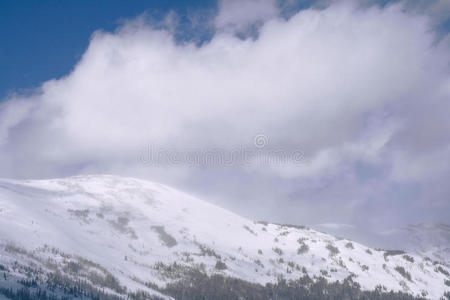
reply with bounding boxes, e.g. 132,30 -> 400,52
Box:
312,223 -> 450,268
0,175 -> 448,299
378,223 -> 450,267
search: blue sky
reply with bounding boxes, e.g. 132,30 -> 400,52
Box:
0,0 -> 217,100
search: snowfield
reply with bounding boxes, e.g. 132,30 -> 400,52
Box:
0,175 -> 448,299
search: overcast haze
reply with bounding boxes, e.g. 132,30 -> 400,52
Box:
0,0 -> 449,231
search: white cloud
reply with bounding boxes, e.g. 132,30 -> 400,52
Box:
215,0 -> 279,33
0,1 -> 448,228
0,98 -> 34,146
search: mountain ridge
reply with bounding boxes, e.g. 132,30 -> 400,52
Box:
0,175 -> 448,299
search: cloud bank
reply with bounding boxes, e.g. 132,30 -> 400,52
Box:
0,0 -> 449,230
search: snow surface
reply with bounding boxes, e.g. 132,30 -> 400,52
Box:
0,175 -> 448,299
313,222 -> 450,268
379,223 -> 450,267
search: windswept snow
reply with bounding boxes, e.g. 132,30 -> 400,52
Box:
0,175 -> 448,299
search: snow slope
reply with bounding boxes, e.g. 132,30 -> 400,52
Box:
0,175 -> 448,299
378,223 -> 450,267
313,222 -> 450,268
